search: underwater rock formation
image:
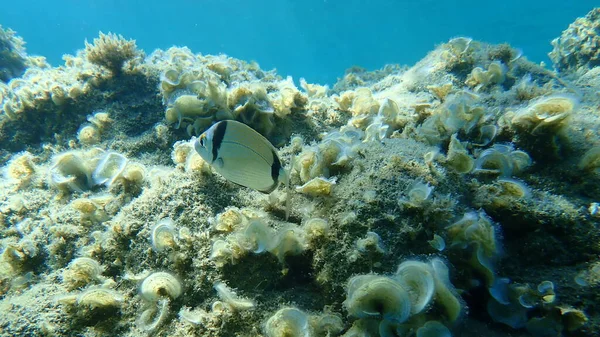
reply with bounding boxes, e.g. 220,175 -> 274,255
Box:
549,8 -> 600,74
0,25 -> 47,83
0,25 -> 28,83
1,8 -> 600,337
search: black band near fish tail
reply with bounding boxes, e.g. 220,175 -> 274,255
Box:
258,150 -> 280,194
212,121 -> 227,162
271,149 -> 281,182
260,159 -> 280,193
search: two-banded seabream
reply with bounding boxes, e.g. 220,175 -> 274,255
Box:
194,120 -> 289,194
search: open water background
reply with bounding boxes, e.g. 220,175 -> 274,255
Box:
0,0 -> 595,84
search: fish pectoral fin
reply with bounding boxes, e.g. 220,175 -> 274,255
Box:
215,157 -> 224,169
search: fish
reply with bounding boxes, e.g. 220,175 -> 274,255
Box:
194,120 -> 289,195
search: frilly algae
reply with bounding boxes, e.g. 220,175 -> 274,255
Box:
157,49 -> 306,138
84,32 -> 143,76
342,257 -> 462,336
209,210 -> 324,266
77,111 -> 112,145
150,218 -> 178,252
264,307 -> 344,337
472,144 -> 531,177
62,257 -> 106,290
213,281 -> 255,311
294,125 -> 363,183
46,148 -> 146,197
1,10 -> 599,337
0,25 -> 45,82
56,286 -> 124,310
139,271 -> 182,302
136,271 -> 183,332
446,210 -> 501,286
510,94 -> 578,135
549,8 -> 600,73
394,260 -> 435,314
344,274 -> 412,323
265,307 -> 311,337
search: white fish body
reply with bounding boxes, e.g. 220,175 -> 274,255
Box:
194,120 -> 288,194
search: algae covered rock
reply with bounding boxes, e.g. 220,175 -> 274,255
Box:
1,9 -> 600,337
0,25 -> 28,82
549,8 -> 600,73
84,32 -> 144,76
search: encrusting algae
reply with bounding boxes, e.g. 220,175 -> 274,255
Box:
1,8 -> 600,337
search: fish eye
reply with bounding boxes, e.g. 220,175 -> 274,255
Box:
199,137 -> 205,147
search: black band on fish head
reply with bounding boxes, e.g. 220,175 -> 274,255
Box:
212,121 -> 227,162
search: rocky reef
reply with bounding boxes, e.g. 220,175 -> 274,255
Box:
0,8 -> 599,337
0,25 -> 48,83
549,8 -> 600,75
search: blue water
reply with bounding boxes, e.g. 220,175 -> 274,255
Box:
0,1 -> 595,85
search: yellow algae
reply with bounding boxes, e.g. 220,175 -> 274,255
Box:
213,281 -> 255,311
0,17 -> 598,337
511,94 -> 577,134
295,177 -> 336,196
344,275 -> 412,322
62,257 -> 105,289
264,307 -> 310,337
394,260 -> 435,314
139,272 -> 182,302
84,32 -> 143,75
444,134 -> 474,173
150,218 -> 178,252
6,152 -> 37,187
77,125 -> 101,145
76,287 -> 124,309
213,207 -> 246,232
